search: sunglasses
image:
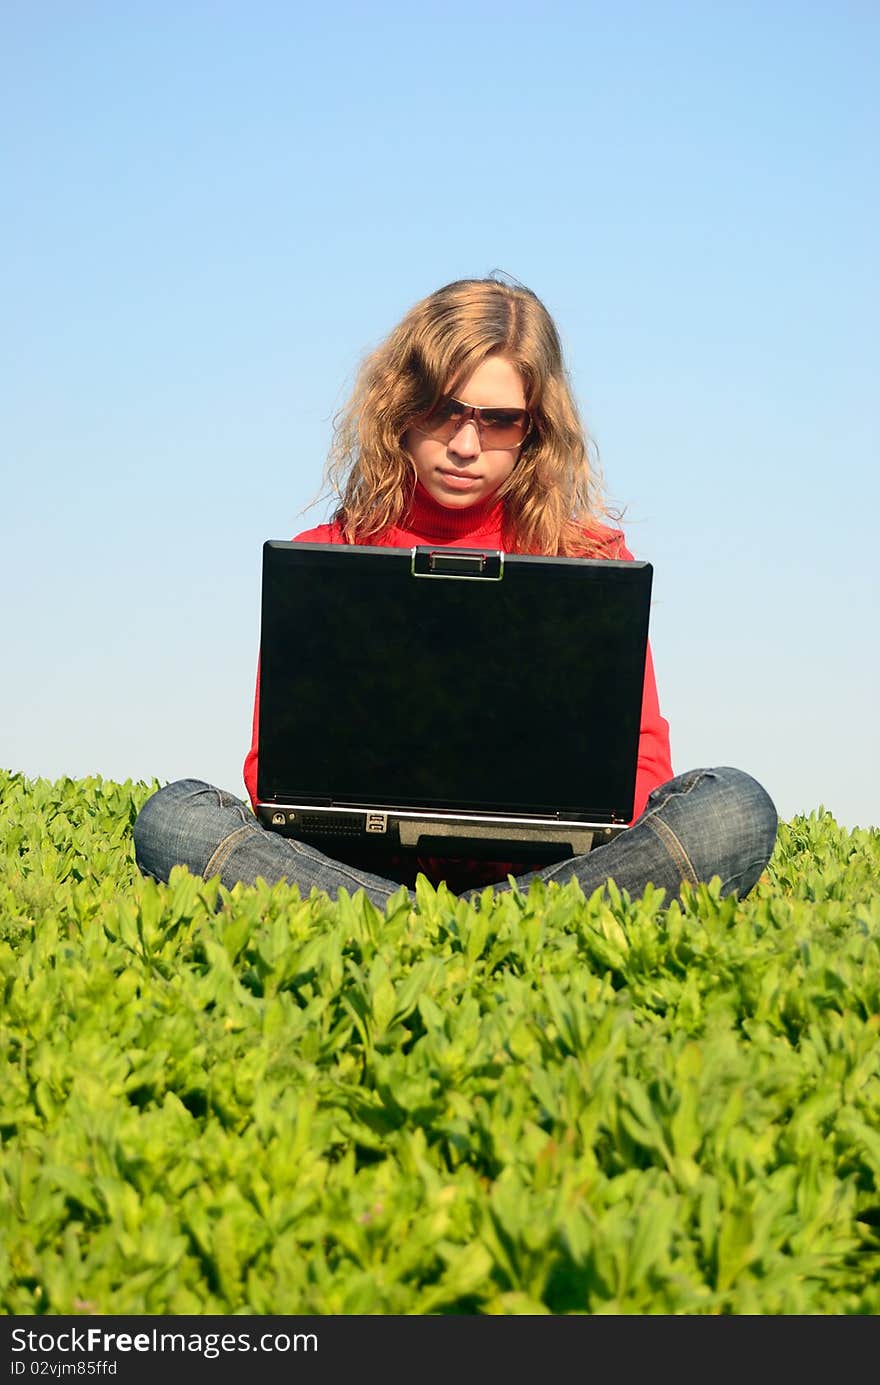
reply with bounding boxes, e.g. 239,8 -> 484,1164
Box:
412,395 -> 532,449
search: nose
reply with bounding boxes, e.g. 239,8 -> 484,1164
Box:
447,419 -> 481,457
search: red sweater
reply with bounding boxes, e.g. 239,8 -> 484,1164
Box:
243,484 -> 673,888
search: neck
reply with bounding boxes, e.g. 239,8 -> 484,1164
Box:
399,482 -> 505,543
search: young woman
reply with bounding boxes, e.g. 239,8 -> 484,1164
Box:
134,276 -> 778,907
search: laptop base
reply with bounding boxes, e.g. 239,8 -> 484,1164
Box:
257,803 -> 625,863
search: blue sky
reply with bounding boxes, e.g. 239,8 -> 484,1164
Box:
3,0 -> 878,830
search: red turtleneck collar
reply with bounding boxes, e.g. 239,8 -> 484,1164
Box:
390,482 -> 506,547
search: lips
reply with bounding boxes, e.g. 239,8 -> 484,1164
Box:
439,469 -> 480,487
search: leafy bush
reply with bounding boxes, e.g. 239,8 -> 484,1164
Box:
1,768 -> 879,1314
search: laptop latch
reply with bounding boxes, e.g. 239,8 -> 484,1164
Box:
411,547 -> 504,580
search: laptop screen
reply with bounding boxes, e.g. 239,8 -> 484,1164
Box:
257,541 -> 652,825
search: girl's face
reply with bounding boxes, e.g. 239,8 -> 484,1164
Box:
403,355 -> 528,510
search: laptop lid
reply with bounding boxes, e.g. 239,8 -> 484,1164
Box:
256,540 -> 653,858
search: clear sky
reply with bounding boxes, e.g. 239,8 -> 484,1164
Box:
3,1 -> 878,830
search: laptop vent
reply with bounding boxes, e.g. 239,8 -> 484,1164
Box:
296,813 -> 366,838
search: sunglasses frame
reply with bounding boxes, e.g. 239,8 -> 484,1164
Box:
412,395 -> 532,449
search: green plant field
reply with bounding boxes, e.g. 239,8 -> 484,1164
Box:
2,767 -> 879,1315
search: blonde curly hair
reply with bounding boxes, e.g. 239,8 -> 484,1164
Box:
317,275 -> 620,556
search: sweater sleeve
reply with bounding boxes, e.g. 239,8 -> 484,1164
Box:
607,533 -> 673,820
631,638 -> 673,821
242,654 -> 261,809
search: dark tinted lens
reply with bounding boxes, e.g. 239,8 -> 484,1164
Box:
419,397 -> 467,440
479,409 -> 529,445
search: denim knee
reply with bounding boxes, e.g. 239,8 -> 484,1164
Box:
134,778 -> 204,849
650,766 -> 778,897
133,778 -> 243,883
710,765 -> 779,859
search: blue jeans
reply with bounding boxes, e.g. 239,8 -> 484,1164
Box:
133,768 -> 778,908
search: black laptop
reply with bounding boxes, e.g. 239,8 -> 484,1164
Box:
255,540 -> 653,865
